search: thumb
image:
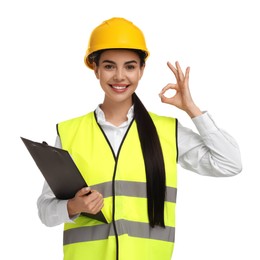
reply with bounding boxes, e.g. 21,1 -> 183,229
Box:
76,187 -> 91,197
159,92 -> 174,104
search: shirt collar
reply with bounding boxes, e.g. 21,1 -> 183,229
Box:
95,105 -> 134,127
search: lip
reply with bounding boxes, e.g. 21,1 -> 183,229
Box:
109,84 -> 129,93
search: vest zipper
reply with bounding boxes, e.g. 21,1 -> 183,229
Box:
111,120 -> 134,260
112,160 -> 119,260
95,113 -> 135,260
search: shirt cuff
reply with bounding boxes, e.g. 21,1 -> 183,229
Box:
192,111 -> 219,136
58,199 -> 79,223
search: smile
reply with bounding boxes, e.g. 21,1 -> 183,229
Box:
110,85 -> 129,89
109,84 -> 129,92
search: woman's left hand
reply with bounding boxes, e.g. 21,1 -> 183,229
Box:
159,61 -> 202,118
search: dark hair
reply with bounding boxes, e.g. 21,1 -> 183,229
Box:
92,49 -> 166,227
88,49 -> 146,67
133,93 -> 166,228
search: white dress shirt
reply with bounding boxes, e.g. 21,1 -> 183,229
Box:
37,106 -> 242,227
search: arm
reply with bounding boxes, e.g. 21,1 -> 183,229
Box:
177,113 -> 242,176
37,136 -> 104,227
37,181 -> 104,227
159,61 -> 242,176
37,137 -> 75,227
37,180 -> 73,227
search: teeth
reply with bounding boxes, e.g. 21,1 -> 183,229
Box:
112,86 -> 127,89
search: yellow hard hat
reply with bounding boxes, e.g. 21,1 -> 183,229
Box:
84,17 -> 149,69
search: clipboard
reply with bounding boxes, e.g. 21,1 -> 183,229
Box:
21,136 -> 107,223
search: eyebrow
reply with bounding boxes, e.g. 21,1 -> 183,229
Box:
102,60 -> 138,65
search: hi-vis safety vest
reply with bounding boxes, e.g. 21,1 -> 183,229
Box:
57,111 -> 178,260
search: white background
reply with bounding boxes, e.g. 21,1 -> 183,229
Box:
1,0 -> 259,259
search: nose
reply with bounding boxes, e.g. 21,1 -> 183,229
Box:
113,68 -> 125,81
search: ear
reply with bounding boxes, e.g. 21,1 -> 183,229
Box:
139,64 -> 145,79
93,62 -> 100,79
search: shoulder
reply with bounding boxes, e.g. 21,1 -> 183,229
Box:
148,112 -> 178,136
148,111 -> 176,124
58,112 -> 94,126
148,112 -> 178,142
57,112 -> 95,135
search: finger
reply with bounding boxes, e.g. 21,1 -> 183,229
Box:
159,83 -> 178,96
175,61 -> 185,81
160,95 -> 176,105
91,199 -> 104,214
76,187 -> 91,197
85,194 -> 104,214
89,203 -> 104,215
160,89 -> 177,100
86,191 -> 104,207
159,88 -> 177,101
184,66 -> 190,86
167,61 -> 179,80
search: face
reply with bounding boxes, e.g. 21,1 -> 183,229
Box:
93,49 -> 145,106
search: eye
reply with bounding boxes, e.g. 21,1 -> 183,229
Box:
104,64 -> 115,70
126,64 -> 136,70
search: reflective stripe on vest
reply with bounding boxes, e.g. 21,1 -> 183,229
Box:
58,111 -> 178,260
86,181 -> 177,202
64,219 -> 175,244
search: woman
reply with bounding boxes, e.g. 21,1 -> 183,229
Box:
37,17 -> 242,260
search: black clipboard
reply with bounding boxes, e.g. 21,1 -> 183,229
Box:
21,136 -> 107,223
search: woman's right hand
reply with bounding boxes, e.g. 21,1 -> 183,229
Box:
67,187 -> 104,218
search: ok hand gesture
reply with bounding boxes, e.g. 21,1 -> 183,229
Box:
159,61 -> 202,118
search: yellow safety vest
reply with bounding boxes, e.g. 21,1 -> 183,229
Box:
57,111 -> 178,260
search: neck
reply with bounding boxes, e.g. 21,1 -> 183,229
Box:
101,99 -> 133,126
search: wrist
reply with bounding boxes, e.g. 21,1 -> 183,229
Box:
67,199 -> 79,217
185,105 -> 202,118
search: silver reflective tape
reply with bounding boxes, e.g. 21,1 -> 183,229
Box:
115,219 -> 175,242
64,219 -> 175,245
91,181 -> 177,202
63,223 -> 112,245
